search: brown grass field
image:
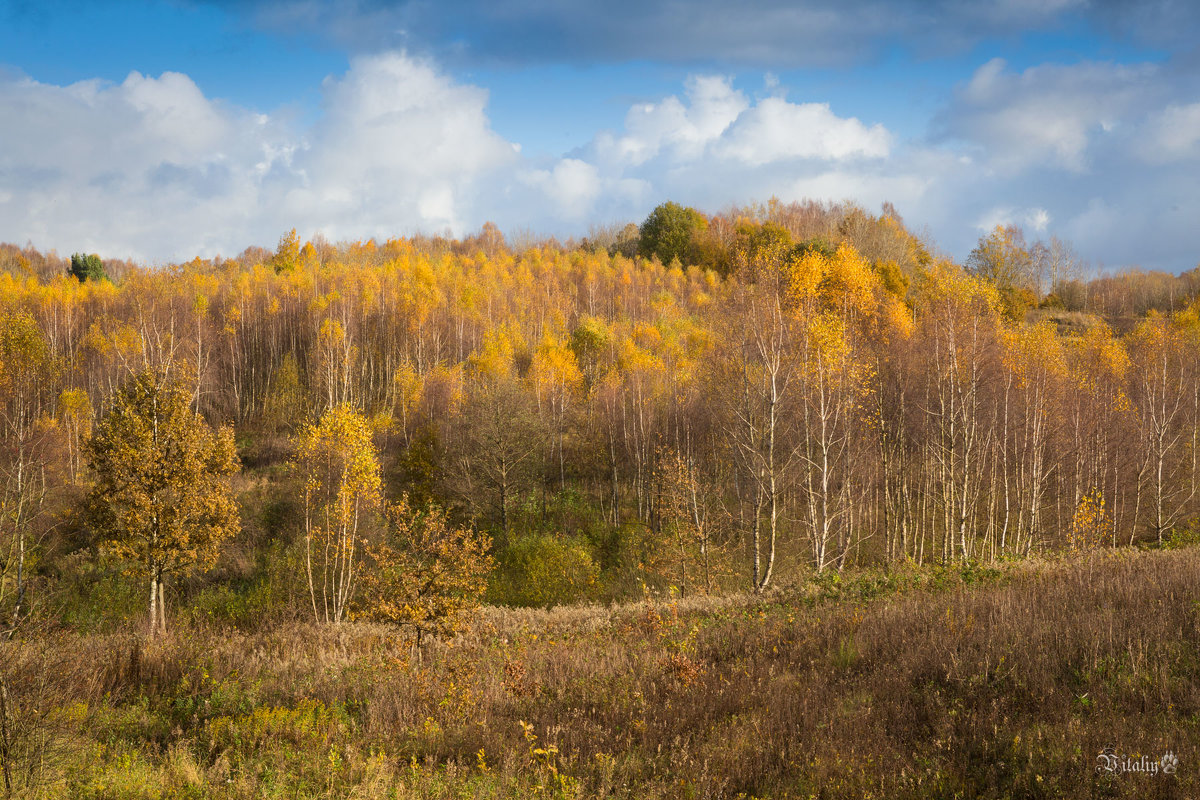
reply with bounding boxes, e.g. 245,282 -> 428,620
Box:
1,546 -> 1197,798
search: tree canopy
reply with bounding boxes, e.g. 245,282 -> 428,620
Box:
638,201 -> 708,266
293,404 -> 383,625
355,496 -> 492,642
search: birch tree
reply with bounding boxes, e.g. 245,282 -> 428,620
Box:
294,405 -> 382,624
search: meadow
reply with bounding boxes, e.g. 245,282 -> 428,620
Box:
2,545 -> 1195,799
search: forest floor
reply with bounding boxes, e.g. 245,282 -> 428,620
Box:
3,546 -> 1198,799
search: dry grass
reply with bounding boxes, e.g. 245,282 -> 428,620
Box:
2,547 -> 1197,798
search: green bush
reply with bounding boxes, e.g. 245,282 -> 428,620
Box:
182,540 -> 308,628
638,201 -> 707,267
53,554 -> 143,632
1162,522 -> 1200,550
490,534 -> 599,608
69,252 -> 107,282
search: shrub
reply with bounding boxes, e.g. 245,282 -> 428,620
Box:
490,534 -> 598,608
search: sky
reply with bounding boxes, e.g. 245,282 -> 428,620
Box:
1,0 -> 1198,272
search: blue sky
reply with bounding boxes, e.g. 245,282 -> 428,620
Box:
1,0 -> 1198,271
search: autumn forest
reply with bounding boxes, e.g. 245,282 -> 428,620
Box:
2,198 -> 1199,797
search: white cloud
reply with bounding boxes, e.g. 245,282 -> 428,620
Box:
544,73 -> 932,244
0,54 -> 516,260
0,61 -> 905,260
1028,207 -> 1050,232
0,70 -> 289,260
717,99 -> 891,164
1140,103 -> 1200,163
942,57 -> 1156,172
286,53 -> 517,237
591,76 -> 888,171
595,75 -> 749,167
521,158 -> 602,218
120,71 -> 233,158
974,206 -> 1051,234
3,52 -> 1200,272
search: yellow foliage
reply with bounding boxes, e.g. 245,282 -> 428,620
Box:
469,323 -> 523,381
530,335 -> 583,410
293,405 -> 382,624
1068,488 -> 1113,552
84,370 -> 240,632
354,496 -> 492,638
1001,321 -> 1067,387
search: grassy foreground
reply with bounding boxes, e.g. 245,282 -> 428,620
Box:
2,548 -> 1198,799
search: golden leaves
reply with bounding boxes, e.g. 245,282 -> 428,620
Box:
1068,488 -> 1113,552
84,370 -> 240,576
354,496 -> 493,636
294,404 -> 383,624
1001,320 -> 1067,388
294,404 -> 383,522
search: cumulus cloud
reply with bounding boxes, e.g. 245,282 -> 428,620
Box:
937,57 -> 1156,172
284,53 -> 517,238
3,49 -> 1200,272
974,206 -> 1052,234
920,55 -> 1200,269
555,74 -> 925,239
717,99 -> 891,164
0,69 -> 292,259
0,60 -> 907,260
587,75 -> 889,175
594,76 -> 749,167
0,54 -> 517,260
520,159 -> 603,219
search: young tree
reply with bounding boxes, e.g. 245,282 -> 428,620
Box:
1128,311 -> 1199,544
270,229 -> 301,275
652,446 -> 723,596
789,245 -> 879,572
966,225 -> 1035,318
721,271 -> 795,591
355,497 -> 492,646
294,405 -> 382,624
914,262 -> 1001,562
450,377 -> 546,541
84,370 -> 239,636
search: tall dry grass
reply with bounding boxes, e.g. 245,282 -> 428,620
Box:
2,547 -> 1196,798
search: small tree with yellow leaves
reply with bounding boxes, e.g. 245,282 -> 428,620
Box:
355,496 -> 491,646
85,370 -> 239,636
1068,488 -> 1113,552
293,405 -> 382,624
0,311 -> 60,630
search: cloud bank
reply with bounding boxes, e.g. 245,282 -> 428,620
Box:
1,51 -> 1199,270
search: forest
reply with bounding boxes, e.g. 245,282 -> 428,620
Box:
0,198 -> 1198,797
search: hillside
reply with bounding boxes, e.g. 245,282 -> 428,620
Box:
2,203 -> 1200,796
4,204 -> 1200,629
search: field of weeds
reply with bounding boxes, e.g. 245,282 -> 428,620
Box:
1,548 -> 1196,799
